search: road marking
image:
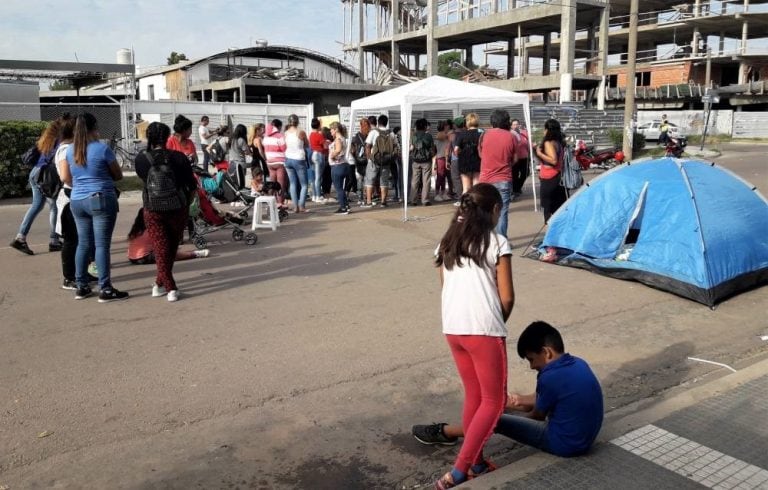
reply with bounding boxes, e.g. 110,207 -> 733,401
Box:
612,425 -> 768,489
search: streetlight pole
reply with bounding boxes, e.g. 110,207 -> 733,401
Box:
622,0 -> 639,160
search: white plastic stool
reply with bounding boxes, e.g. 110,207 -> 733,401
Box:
251,195 -> 280,231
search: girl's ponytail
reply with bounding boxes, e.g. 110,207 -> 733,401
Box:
73,112 -> 97,166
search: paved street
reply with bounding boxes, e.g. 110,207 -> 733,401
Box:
1,146 -> 766,489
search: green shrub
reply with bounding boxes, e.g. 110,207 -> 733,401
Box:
0,121 -> 47,198
608,128 -> 645,152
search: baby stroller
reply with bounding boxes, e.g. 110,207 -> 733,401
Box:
189,167 -> 258,249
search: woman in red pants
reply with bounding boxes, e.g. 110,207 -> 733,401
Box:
135,122 -> 197,302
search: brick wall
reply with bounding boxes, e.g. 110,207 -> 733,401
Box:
612,63 -> 691,88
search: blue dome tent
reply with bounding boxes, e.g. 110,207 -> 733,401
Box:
539,158 -> 768,306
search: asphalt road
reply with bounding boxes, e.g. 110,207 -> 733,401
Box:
1,146 -> 766,489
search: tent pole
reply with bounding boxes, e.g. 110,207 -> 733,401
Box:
525,102 -> 538,212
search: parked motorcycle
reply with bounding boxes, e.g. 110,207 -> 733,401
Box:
665,136 -> 687,158
573,140 -> 625,170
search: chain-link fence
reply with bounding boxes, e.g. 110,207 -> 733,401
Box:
0,102 -> 123,140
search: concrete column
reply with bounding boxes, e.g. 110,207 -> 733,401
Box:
692,29 -> 700,57
465,46 -> 473,68
426,0 -> 438,76
542,32 -> 551,76
719,32 -> 726,55
392,0 -> 400,73
738,19 -> 749,84
559,0 -> 577,102
358,0 -> 365,80
586,22 -> 597,74
597,4 -> 610,110
506,38 -> 515,78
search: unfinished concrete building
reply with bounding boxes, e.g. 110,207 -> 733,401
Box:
340,0 -> 768,109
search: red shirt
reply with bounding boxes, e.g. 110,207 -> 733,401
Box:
309,131 -> 328,155
478,128 -> 516,184
166,135 -> 196,159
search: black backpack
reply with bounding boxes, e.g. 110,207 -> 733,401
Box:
209,138 -> 226,163
411,132 -> 432,163
36,154 -> 62,199
20,145 -> 41,171
144,150 -> 185,212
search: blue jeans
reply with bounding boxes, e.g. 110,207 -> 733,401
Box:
284,158 -> 308,209
492,180 -> 511,237
70,192 -> 118,290
495,413 -> 550,452
18,166 -> 58,240
311,151 -> 327,199
331,164 -> 348,209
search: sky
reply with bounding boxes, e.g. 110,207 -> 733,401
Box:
0,0 -> 348,71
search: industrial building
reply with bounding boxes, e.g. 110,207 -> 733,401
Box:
340,0 -> 768,109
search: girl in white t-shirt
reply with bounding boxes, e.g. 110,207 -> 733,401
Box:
433,183 -> 515,489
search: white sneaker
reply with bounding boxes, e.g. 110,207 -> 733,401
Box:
434,194 -> 444,202
453,201 -> 461,207
152,284 -> 166,297
194,249 -> 210,258
167,290 -> 180,302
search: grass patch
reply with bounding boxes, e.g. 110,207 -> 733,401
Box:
115,175 -> 143,193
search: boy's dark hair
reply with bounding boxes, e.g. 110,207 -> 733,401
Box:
311,117 -> 321,130
517,321 -> 565,358
415,118 -> 429,131
490,109 -> 511,130
367,115 -> 378,127
378,114 -> 389,127
271,119 -> 283,130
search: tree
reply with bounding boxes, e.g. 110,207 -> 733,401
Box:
167,52 -> 188,65
49,79 -> 74,91
437,51 -> 475,80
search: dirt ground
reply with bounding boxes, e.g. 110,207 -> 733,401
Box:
1,145 -> 766,489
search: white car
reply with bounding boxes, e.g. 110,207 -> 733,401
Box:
637,121 -> 684,141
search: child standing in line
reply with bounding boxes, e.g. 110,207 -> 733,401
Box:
433,183 -> 515,489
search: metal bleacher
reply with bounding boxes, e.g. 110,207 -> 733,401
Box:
529,103 -> 624,148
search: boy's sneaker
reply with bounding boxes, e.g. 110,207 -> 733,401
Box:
152,284 -> 167,297
411,423 -> 458,446
98,288 -> 129,303
334,207 -> 349,215
62,279 -> 77,290
74,286 -> 92,300
10,239 -> 33,255
360,202 -> 373,208
167,290 -> 180,302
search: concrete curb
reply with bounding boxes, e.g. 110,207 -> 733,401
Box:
466,355 -> 768,489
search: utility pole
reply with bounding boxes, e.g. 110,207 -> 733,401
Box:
622,0 -> 639,160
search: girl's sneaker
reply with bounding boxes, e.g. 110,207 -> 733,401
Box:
152,284 -> 167,297
167,290 -> 180,302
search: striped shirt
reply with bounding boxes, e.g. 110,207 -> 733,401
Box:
263,130 -> 286,165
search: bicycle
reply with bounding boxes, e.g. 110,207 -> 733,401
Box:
108,134 -> 142,170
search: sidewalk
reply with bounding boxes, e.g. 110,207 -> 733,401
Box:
468,357 -> 768,489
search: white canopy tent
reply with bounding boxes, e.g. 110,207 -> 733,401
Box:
348,76 -> 535,221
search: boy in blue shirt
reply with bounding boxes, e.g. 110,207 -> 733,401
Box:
413,321 -> 603,458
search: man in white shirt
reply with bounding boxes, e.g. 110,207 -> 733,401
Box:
198,115 -> 212,171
